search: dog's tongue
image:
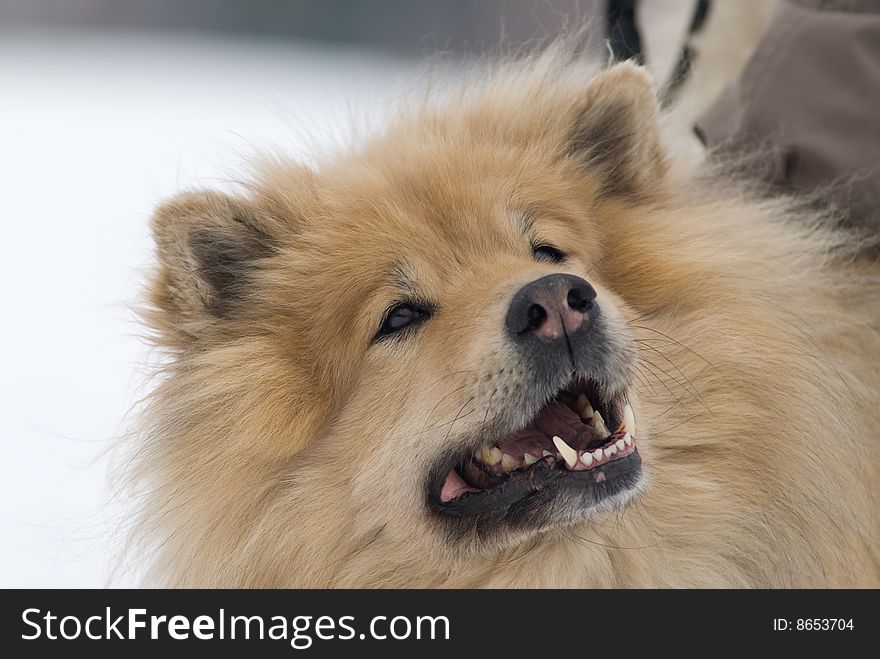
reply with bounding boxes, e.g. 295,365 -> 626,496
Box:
440,469 -> 479,502
498,401 -> 595,456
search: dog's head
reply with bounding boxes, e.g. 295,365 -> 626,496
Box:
142,62 -> 671,584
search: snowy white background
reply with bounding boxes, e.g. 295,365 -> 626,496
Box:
0,27 -> 417,587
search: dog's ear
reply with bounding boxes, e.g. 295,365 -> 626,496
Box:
566,61 -> 668,198
148,190 -> 280,341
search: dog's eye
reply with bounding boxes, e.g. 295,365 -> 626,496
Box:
532,244 -> 566,263
375,302 -> 433,341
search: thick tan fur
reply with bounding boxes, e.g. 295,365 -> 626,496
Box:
125,50 -> 880,587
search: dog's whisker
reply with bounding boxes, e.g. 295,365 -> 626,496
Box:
635,359 -> 690,409
634,340 -> 712,414
629,325 -> 729,385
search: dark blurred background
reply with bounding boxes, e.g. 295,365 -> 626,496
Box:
0,0 -> 602,54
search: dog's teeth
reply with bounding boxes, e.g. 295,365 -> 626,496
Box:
604,445 -> 617,457
576,393 -> 594,419
591,411 -> 608,437
523,453 -> 539,466
617,404 -> 636,436
592,448 -> 604,462
623,432 -> 633,447
479,445 -> 502,465
615,438 -> 626,451
500,453 -> 521,471
552,436 -> 578,469
542,450 -> 554,458
581,451 -> 593,467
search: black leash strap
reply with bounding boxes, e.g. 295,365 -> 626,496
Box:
607,0 -> 645,64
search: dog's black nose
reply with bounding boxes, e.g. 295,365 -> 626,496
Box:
505,274 -> 597,342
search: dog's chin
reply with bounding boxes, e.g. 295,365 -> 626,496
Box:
426,374 -> 643,539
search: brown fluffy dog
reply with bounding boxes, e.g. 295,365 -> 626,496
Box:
128,53 -> 880,587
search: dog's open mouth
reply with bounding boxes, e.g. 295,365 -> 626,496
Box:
430,377 -> 641,518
